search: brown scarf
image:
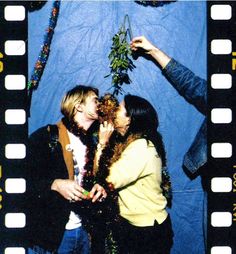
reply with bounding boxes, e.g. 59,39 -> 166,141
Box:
57,120 -> 74,180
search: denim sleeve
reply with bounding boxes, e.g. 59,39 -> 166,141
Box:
183,119 -> 207,173
162,59 -> 207,115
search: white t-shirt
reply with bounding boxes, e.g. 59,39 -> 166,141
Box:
65,131 -> 87,230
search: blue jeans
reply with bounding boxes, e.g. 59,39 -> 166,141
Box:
28,226 -> 90,254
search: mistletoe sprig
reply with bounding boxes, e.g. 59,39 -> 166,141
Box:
105,18 -> 135,96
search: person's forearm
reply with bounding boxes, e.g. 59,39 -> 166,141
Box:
149,47 -> 171,69
163,59 -> 207,115
93,142 -> 106,174
94,148 -> 102,174
130,36 -> 171,68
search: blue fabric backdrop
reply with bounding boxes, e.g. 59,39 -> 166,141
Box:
28,1 -> 206,253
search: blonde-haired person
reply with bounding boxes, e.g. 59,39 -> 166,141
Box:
27,85 -> 106,254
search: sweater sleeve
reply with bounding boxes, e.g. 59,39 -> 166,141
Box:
163,58 -> 207,115
106,139 -> 152,189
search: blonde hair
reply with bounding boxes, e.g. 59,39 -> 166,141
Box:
61,85 -> 98,122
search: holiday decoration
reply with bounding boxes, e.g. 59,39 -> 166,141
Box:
27,0 -> 60,93
105,15 -> 135,96
98,93 -> 119,124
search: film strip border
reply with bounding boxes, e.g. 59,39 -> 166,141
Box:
208,1 -> 236,254
0,1 -> 28,253
0,1 -> 235,254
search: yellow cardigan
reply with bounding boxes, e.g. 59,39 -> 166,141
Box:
106,139 -> 168,227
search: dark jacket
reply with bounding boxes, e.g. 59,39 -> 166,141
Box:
26,124 -> 82,251
27,124 -> 95,251
163,59 -> 207,174
26,121 -> 112,253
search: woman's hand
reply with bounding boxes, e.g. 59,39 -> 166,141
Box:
98,121 -> 114,147
89,183 -> 107,203
94,121 -> 114,175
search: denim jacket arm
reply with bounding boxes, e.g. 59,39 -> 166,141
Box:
163,59 -> 207,116
162,59 -> 207,174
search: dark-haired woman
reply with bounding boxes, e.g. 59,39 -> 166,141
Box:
95,94 -> 173,254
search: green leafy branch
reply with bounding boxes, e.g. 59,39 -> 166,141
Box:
105,17 -> 135,96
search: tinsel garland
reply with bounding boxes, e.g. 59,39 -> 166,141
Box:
61,117 -> 97,191
95,131 -> 129,254
27,0 -> 60,92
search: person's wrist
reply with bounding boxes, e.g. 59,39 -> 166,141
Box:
97,142 -> 106,150
149,46 -> 160,56
51,179 -> 61,191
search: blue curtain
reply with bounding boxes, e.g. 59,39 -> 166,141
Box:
28,1 -> 206,253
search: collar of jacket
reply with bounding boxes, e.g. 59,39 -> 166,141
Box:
57,120 -> 74,180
